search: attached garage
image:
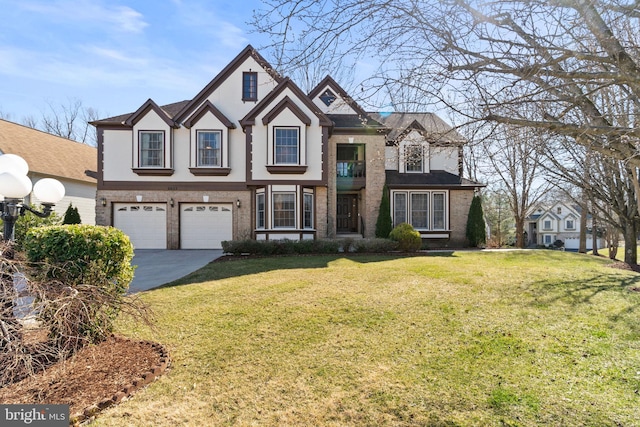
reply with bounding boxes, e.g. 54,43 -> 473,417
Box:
180,203 -> 233,249
113,203 -> 167,249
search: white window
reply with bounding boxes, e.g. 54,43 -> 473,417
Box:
256,192 -> 265,229
197,131 -> 221,167
303,192 -> 313,229
393,192 -> 407,227
543,220 -> 552,230
273,193 -> 296,228
544,235 -> 552,245
139,131 -> 164,167
405,144 -> 423,172
393,191 -> 447,230
565,219 -> 574,230
274,127 -> 299,164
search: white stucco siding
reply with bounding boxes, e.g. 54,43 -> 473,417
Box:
311,85 -> 358,114
200,56 -> 279,121
103,129 -> 134,181
430,146 -> 458,174
250,91 -> 324,182
132,112 -> 172,169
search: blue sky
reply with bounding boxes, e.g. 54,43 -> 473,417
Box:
0,0 -> 272,121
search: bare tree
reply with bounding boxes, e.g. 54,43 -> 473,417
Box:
252,0 -> 640,165
38,99 -> 99,146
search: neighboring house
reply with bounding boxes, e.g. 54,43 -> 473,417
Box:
91,45 -> 483,249
0,119 -> 97,224
525,202 -> 604,250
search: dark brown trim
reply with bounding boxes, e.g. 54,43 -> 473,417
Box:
183,100 -> 237,129
96,127 -> 105,188
245,126 -> 253,183
126,99 -> 178,128
240,78 -> 333,127
174,45 -> 283,123
189,167 -> 231,176
132,168 -> 175,176
266,165 -> 308,174
331,127 -> 391,135
262,96 -> 311,125
248,179 -> 327,186
100,181 -> 249,191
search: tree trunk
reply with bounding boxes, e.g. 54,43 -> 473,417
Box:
592,211 -> 599,256
515,217 -> 525,248
622,220 -> 637,265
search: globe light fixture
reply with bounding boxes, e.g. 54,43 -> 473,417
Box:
0,154 -> 65,243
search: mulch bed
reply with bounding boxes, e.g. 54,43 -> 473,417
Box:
0,335 -> 169,425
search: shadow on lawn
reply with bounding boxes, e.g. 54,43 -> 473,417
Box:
530,270 -> 640,335
158,251 -> 457,288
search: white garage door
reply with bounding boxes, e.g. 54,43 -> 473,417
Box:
181,203 -> 232,249
114,203 -> 167,249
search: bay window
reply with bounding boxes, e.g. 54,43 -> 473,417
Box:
273,193 -> 296,228
256,192 -> 265,229
303,192 -> 314,229
393,191 -> 448,230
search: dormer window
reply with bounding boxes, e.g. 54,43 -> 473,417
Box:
197,131 -> 221,167
405,144 -> 423,172
243,72 -> 258,101
139,131 -> 164,167
319,89 -> 337,106
557,207 -> 562,214
274,127 -> 299,164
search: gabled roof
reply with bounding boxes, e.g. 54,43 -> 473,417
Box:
240,78 -> 332,127
309,75 -> 369,117
174,45 -> 284,123
183,100 -> 236,129
90,100 -> 190,127
0,119 -> 97,184
370,112 -> 465,144
125,99 -> 179,128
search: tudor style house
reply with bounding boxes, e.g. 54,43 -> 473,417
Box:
91,46 -> 482,249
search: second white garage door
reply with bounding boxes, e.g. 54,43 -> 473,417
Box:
180,203 -> 233,249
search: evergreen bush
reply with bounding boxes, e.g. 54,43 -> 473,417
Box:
466,195 -> 486,247
389,222 -> 422,252
62,203 -> 81,224
375,184 -> 393,238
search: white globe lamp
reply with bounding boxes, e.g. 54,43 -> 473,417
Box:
34,178 -> 65,204
0,172 -> 33,199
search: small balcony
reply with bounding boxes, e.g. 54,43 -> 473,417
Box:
337,160 -> 366,190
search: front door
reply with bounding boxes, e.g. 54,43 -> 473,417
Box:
337,194 -> 358,233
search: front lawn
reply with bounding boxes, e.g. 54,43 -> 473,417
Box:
98,251 -> 640,426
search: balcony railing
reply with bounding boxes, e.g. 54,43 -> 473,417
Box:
337,160 -> 365,178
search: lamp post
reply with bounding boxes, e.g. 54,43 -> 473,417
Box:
0,154 -> 65,243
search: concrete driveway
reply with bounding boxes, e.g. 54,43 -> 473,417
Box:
128,249 -> 223,293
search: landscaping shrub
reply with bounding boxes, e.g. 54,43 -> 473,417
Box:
389,223 -> 422,252
222,238 -> 342,255
62,203 -> 81,224
466,195 -> 486,247
23,225 -> 135,349
375,184 -> 392,238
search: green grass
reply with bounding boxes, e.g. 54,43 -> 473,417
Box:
97,251 -> 640,426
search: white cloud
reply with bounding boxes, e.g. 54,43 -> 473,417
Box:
18,0 -> 148,34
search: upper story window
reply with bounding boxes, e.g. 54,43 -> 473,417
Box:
274,127 -> 299,165
405,144 -> 423,172
543,219 -> 552,230
139,131 -> 164,167
197,131 -> 221,167
565,219 -> 575,230
557,207 -> 562,214
243,72 -> 258,101
319,89 -> 337,106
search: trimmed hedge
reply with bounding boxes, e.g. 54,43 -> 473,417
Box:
23,225 -> 135,345
221,238 -> 400,255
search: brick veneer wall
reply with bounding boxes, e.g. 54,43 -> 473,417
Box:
327,133 -> 387,238
96,190 -> 252,249
449,189 -> 475,246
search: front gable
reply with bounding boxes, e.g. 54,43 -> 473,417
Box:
308,76 -> 367,116
174,45 -> 283,124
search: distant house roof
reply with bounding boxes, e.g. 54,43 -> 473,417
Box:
91,100 -> 191,126
370,112 -> 465,144
0,119 -> 97,184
